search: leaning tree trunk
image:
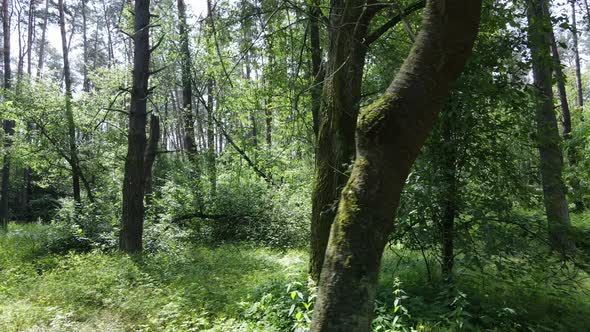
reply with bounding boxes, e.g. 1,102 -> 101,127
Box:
310,1 -> 482,330
0,0 -> 14,231
120,0 -> 152,253
58,0 -> 82,203
527,0 -> 575,254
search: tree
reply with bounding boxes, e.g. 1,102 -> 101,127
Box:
309,0 -> 426,282
58,0 -> 82,203
571,0 -> 584,108
310,0 -> 482,330
119,0 -> 154,252
526,0 -> 575,253
0,0 -> 14,231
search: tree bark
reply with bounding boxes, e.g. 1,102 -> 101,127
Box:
120,0 -> 152,253
0,0 -> 13,231
310,1 -> 482,330
527,0 -> 575,253
58,0 -> 82,203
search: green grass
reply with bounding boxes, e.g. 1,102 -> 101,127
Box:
1,222 -> 590,331
0,223 -> 307,331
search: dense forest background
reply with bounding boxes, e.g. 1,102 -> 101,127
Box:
1,0 -> 590,330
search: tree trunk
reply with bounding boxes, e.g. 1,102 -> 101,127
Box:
308,0 -> 323,137
439,113 -> 458,283
527,0 -> 575,254
310,1 -> 482,330
309,0 -> 375,282
102,0 -> 113,67
58,0 -> 82,203
548,9 -> 584,211
144,114 -> 160,205
36,0 -> 48,76
81,0 -> 90,92
207,78 -> 217,195
120,0 -> 152,253
572,0 -> 584,107
26,0 -> 34,76
0,0 -> 13,231
178,0 -> 204,211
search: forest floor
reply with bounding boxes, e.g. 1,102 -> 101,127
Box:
1,219 -> 590,331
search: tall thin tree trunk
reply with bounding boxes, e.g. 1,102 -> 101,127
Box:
58,0 -> 82,203
81,0 -> 90,92
207,78 -> 217,195
572,0 -> 584,107
308,0 -> 322,137
0,0 -> 14,231
178,0 -> 203,211
27,0 -> 34,75
102,0 -> 113,67
439,113 -> 458,283
548,8 -> 584,211
310,1 -> 482,330
527,0 -> 575,253
36,0 -> 48,76
120,0 -> 152,253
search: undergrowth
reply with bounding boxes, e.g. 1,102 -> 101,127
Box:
1,219 -> 590,331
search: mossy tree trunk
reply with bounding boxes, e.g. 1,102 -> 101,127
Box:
526,0 -> 575,254
310,1 -> 482,330
309,0 -> 375,282
309,0 -> 427,282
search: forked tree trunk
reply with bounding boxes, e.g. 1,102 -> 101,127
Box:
527,0 -> 575,253
310,1 -> 482,330
309,0 -> 426,282
309,0 -> 375,282
0,0 -> 12,230
120,0 -> 152,253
